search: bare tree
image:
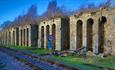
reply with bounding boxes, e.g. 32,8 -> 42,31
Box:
26,4 -> 38,18
98,0 -> 112,9
19,4 -> 39,25
41,0 -> 67,19
1,4 -> 39,29
86,3 -> 98,14
0,21 -> 12,30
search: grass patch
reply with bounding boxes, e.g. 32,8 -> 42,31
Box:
0,45 -> 52,55
1,44 -> 115,70
31,48 -> 52,55
7,45 -> 31,50
51,55 -> 115,70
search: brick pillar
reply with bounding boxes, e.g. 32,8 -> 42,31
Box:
103,17 -> 107,53
19,28 -> 21,46
55,18 -> 61,50
49,24 -> 52,48
15,30 -> 17,45
38,26 -> 41,48
1,33 -> 2,44
43,26 -> 45,49
4,32 -> 6,45
22,29 -> 24,46
1,32 -> 3,45
25,28 -> 27,46
2,32 -> 3,45
27,28 -> 28,47
11,30 -> 13,45
83,20 -> 87,50
8,31 -> 10,45
28,27 -> 31,46
3,32 -> 5,45
6,31 -> 7,45
70,16 -> 77,50
3,32 -> 4,45
93,18 -> 98,53
23,29 -> 24,46
0,32 -> 1,44
24,29 -> 25,46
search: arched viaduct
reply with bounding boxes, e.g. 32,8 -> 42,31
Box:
0,8 -> 115,55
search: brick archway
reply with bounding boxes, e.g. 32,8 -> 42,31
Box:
27,28 -> 29,46
13,31 -> 15,44
20,30 -> 23,46
46,25 -> 50,49
98,16 -> 107,53
76,20 -> 83,49
41,26 -> 44,48
52,24 -> 56,50
9,31 -> 11,44
87,18 -> 94,51
24,29 -> 25,46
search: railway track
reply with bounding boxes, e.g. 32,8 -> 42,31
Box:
0,47 -> 79,70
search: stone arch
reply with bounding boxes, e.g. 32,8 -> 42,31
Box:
27,28 -> 29,46
9,31 -> 11,44
46,25 -> 50,49
87,18 -> 94,51
22,29 -> 24,46
13,31 -> 15,44
98,16 -> 107,53
24,29 -> 25,46
5,32 -> 7,44
76,20 -> 83,49
21,29 -> 22,46
41,26 -> 44,48
52,24 -> 56,50
16,28 -> 19,45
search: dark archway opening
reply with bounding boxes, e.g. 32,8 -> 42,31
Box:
27,28 -> 29,46
21,30 -> 22,46
77,20 -> 83,49
13,31 -> 15,44
6,32 -> 7,44
46,25 -> 50,49
24,29 -> 25,46
16,28 -> 19,45
87,18 -> 94,51
41,26 -> 44,48
98,16 -> 107,53
9,31 -> 11,44
52,24 -> 56,50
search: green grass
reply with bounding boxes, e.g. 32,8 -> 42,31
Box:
51,55 -> 115,70
1,45 -> 115,70
1,45 -> 52,55
7,45 -> 31,50
31,48 -> 52,55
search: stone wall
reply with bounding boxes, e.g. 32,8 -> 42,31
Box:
39,18 -> 61,50
38,17 -> 70,50
0,8 -> 115,55
18,24 -> 38,47
70,8 -> 115,55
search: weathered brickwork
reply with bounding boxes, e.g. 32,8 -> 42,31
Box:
70,8 -> 115,55
0,8 -> 115,55
38,17 -> 70,50
0,24 -> 38,47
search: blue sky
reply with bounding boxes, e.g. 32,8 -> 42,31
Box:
0,0 -> 106,25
